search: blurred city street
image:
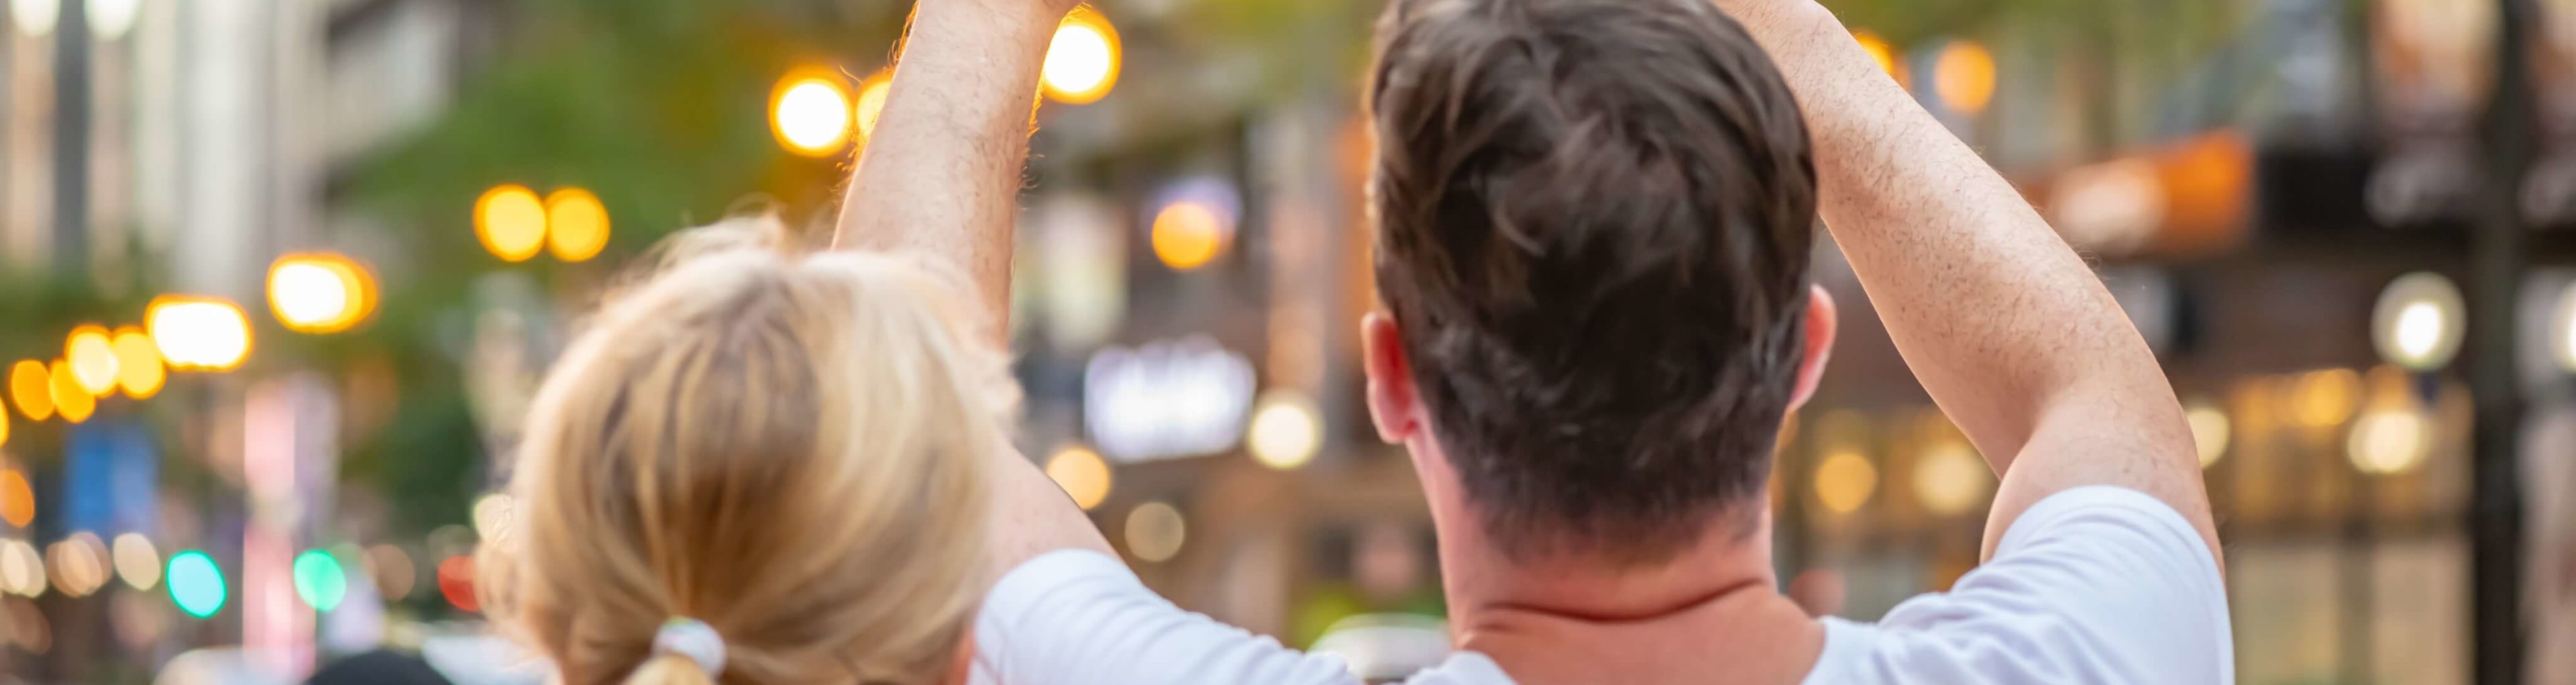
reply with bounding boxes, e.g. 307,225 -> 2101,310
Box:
0,0 -> 2569,683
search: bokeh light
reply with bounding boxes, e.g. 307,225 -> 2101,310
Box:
437,554 -> 478,612
112,533 -> 160,590
855,70 -> 894,140
110,327 -> 164,399
147,297 -> 254,372
366,544 -> 415,599
1934,40 -> 1997,114
2349,409 -> 2431,475
1124,501 -> 1186,563
1815,450 -> 1878,514
545,188 -> 612,263
2372,272 -> 2465,371
166,550 -> 226,619
2291,368 -> 2363,428
10,0 -> 56,38
268,253 -> 378,334
1044,445 -> 1113,511
475,185 -> 549,262
2555,282 -> 2576,373
771,72 -> 855,156
0,539 -> 42,596
1911,442 -> 1989,516
0,471 -> 29,529
7,361 -> 50,421
292,549 -> 347,612
46,532 -> 108,598
1852,30 -> 1908,86
1042,7 -> 1121,105
87,0 -> 138,40
48,360 -> 95,424
64,325 -> 119,397
1150,201 -> 1228,271
2187,401 -> 2233,468
1247,389 -> 1323,470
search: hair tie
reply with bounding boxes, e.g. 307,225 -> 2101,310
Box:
653,617 -> 727,678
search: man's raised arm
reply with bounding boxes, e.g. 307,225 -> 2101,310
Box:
1717,0 -> 2220,562
833,0 -> 1115,573
835,0 -> 1062,332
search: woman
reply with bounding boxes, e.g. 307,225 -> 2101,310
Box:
487,217 -> 1015,685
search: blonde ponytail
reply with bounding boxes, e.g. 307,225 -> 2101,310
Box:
496,216 -> 1008,685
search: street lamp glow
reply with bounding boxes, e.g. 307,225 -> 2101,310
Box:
0,470 -> 31,529
110,327 -> 164,399
2371,272 -> 2465,371
772,72 -> 855,156
7,361 -> 51,421
1934,40 -> 1997,114
2349,409 -> 2430,475
1042,7 -> 1121,105
1911,441 -> 1988,516
65,325 -> 119,397
545,188 -> 612,263
476,185 -> 549,262
147,297 -> 254,372
269,253 -> 377,334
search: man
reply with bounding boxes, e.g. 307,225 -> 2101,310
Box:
840,0 -> 2233,682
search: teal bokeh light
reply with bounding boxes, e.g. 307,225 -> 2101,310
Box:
292,549 -> 347,611
166,551 -> 226,619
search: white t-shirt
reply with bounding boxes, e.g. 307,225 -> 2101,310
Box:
972,486 -> 2233,685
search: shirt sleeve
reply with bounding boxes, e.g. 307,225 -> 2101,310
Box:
1851,486 -> 2235,685
971,549 -> 1363,685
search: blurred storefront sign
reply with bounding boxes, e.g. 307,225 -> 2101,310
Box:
1084,337 -> 1255,463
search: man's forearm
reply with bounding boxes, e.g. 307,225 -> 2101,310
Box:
834,0 -> 1059,337
1723,3 -> 2188,470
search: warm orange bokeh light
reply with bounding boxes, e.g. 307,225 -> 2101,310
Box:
148,297 -> 254,372
1853,31 -> 1909,88
1150,201 -> 1228,271
48,360 -> 94,424
64,325 -> 118,397
1042,7 -> 1121,105
268,253 -> 378,334
6,362 -> 50,421
545,188 -> 612,263
475,185 -> 549,262
771,70 -> 855,156
1935,41 -> 1997,114
0,470 -> 30,529
856,70 -> 894,140
110,327 -> 163,401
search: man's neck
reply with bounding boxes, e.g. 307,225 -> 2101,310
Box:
1436,511 -> 1827,685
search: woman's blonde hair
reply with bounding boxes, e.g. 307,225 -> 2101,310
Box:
494,215 -> 1010,685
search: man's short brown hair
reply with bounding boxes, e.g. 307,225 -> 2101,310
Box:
1367,0 -> 1817,563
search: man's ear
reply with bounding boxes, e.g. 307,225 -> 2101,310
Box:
1362,313 -> 1419,443
1788,284 -> 1837,411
